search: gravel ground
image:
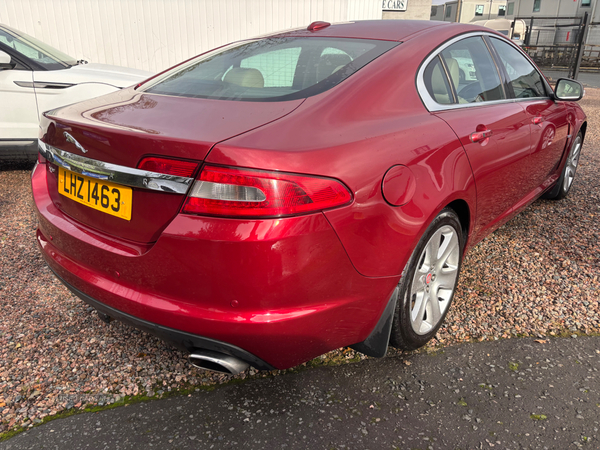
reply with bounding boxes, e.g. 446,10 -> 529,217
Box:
1,91 -> 599,436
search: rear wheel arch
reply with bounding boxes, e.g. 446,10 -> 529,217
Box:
579,121 -> 587,141
446,199 -> 470,252
389,207 -> 464,350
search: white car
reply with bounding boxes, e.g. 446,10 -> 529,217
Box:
0,24 -> 153,161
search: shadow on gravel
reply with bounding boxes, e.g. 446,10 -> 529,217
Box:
0,161 -> 35,172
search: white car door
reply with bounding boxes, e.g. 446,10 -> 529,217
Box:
0,51 -> 39,144
32,71 -> 119,120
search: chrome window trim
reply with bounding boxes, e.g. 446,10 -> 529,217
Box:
38,140 -> 194,195
417,31 -> 552,112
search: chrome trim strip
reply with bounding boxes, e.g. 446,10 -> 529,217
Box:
416,31 -> 553,113
14,81 -> 75,89
38,140 -> 194,195
13,81 -> 35,88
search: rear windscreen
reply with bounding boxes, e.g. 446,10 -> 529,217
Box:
144,37 -> 398,102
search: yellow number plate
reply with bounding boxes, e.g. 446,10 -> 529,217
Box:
58,167 -> 132,221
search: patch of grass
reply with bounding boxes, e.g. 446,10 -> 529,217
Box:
508,362 -> 519,371
0,376 -> 249,442
530,414 -> 547,421
0,426 -> 28,442
457,398 -> 468,407
552,330 -> 600,339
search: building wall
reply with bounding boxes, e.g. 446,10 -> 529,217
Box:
505,0 -> 599,45
442,2 -> 458,21
459,0 -> 508,22
383,0 -> 434,20
0,0 -> 382,73
431,0 -> 507,23
506,0 -> 594,19
430,4 -> 447,20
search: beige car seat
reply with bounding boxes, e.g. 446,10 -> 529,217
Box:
431,58 -> 469,104
431,61 -> 452,104
445,57 -> 460,90
223,67 -> 265,88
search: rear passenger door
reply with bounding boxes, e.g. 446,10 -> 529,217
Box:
488,36 -> 570,194
419,35 -> 532,242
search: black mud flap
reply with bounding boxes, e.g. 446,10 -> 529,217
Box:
350,286 -> 398,358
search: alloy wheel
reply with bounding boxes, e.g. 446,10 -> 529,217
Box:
563,135 -> 582,192
409,225 -> 460,335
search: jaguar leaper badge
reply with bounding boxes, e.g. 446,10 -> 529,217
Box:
64,132 -> 88,153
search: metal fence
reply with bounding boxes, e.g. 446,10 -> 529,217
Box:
514,14 -> 589,79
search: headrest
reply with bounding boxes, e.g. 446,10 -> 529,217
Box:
223,67 -> 265,88
444,57 -> 460,90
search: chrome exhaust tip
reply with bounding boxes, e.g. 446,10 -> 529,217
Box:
188,350 -> 250,375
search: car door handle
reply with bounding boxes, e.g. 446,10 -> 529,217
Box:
532,116 -> 544,125
470,129 -> 493,143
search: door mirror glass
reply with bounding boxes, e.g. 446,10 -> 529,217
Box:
554,78 -> 583,101
0,49 -> 15,70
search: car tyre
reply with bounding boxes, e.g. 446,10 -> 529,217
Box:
390,208 -> 464,351
542,132 -> 583,200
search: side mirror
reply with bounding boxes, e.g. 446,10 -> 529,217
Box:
554,78 -> 584,101
0,50 -> 15,70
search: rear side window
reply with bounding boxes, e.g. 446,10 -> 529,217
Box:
423,57 -> 454,105
440,37 -> 505,103
490,37 -> 547,98
145,37 -> 397,102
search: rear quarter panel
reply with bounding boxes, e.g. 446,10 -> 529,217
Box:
207,37 -> 477,277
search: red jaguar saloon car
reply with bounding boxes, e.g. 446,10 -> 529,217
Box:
32,20 -> 586,374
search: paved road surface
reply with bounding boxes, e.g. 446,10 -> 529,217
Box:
1,336 -> 599,450
542,69 -> 600,89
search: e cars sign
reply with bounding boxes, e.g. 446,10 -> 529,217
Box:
382,0 -> 407,11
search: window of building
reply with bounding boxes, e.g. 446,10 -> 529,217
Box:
507,2 -> 514,14
431,5 -> 438,15
446,5 -> 453,17
533,0 -> 541,12
582,0 -> 591,6
475,5 -> 484,15
498,5 -> 506,15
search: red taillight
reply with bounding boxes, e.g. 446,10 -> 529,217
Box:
182,165 -> 352,218
137,157 -> 198,177
37,152 -> 47,164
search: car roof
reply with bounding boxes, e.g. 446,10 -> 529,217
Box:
265,20 -> 475,42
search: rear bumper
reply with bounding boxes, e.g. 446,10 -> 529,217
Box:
33,164 -> 400,369
51,268 -> 274,370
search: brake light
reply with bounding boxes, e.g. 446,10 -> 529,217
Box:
137,157 -> 198,177
182,165 -> 352,218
